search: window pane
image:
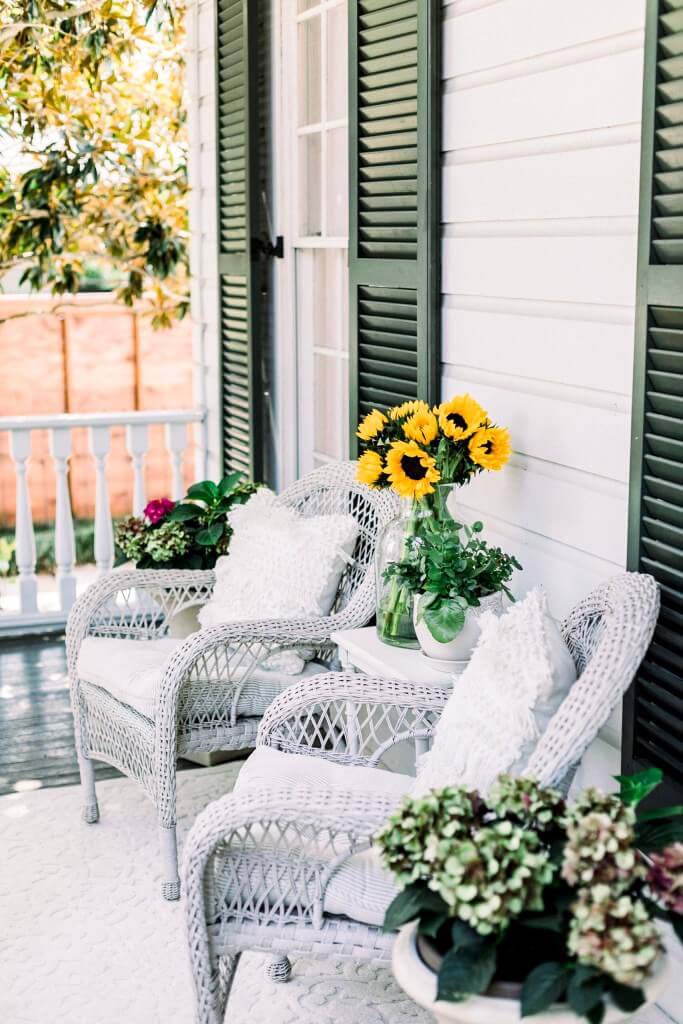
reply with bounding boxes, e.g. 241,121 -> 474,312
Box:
326,127 -> 348,237
298,17 -> 321,126
326,3 -> 348,121
299,133 -> 322,236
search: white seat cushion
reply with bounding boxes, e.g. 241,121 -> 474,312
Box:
235,746 -> 411,927
77,637 -> 327,721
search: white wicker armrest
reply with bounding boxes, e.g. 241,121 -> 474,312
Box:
183,785 -> 398,1024
257,672 -> 449,766
65,568 -> 215,668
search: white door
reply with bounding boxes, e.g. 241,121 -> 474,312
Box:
275,0 -> 350,481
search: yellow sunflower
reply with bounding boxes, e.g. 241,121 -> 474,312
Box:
356,450 -> 384,488
403,408 -> 438,445
388,399 -> 430,421
385,440 -> 441,499
438,394 -> 487,441
469,427 -> 511,471
356,408 -> 387,442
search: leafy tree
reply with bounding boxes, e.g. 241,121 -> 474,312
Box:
0,0 -> 188,326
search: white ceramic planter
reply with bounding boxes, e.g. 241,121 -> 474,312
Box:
413,592 -> 503,662
392,923 -> 673,1024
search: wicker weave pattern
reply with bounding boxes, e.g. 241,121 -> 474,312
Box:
181,572 -> 659,1024
66,462 -> 399,897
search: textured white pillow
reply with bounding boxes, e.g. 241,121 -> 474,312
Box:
198,488 -> 359,628
412,588 -> 577,797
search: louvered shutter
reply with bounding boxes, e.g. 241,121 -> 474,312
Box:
215,0 -> 264,478
348,0 -> 440,439
624,0 -> 683,801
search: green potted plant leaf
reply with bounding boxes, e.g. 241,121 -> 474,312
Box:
384,518 -> 521,667
379,771 -> 682,1024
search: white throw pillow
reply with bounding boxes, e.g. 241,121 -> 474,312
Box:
198,488 -> 359,629
412,588 -> 577,797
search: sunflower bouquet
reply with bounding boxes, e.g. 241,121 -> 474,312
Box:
354,395 -> 512,647
356,394 -> 511,499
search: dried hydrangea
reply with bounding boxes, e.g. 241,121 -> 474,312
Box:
487,775 -> 565,830
376,788 -> 555,936
144,520 -> 190,563
376,787 -> 476,885
115,516 -> 147,562
568,885 -> 660,986
647,843 -> 683,915
562,789 -> 642,891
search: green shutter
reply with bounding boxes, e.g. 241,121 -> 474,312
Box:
624,0 -> 683,799
348,0 -> 440,440
215,0 -> 264,478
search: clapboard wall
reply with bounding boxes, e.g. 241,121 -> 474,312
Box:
441,0 -> 646,625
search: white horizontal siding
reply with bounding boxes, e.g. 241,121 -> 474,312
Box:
187,0 -> 221,479
441,0 -> 645,620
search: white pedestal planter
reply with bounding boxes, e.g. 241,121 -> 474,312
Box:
413,592 -> 503,663
392,923 -> 673,1024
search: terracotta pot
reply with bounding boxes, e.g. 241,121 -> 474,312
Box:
412,592 -> 503,662
392,923 -> 673,1024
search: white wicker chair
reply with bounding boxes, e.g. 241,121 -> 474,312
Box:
66,461 -> 399,899
181,572 -> 659,1024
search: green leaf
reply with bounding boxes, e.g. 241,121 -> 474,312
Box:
637,804 -> 683,823
451,920 -> 487,952
417,909 -> 450,939
609,983 -> 645,1013
566,966 -> 605,1016
218,471 -> 244,497
195,522 -> 224,546
586,1003 -> 605,1024
671,912 -> 683,942
168,502 -> 201,522
423,599 -> 466,643
186,480 -> 219,503
382,884 -> 448,933
437,943 -> 497,1002
615,768 -> 663,806
521,963 -> 567,1017
518,913 -> 563,934
636,818 -> 683,852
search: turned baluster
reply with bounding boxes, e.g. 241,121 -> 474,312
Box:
89,425 -> 114,574
50,427 -> 77,612
166,421 -> 187,501
10,429 -> 38,614
126,422 -> 149,516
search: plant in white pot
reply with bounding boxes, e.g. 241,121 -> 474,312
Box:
377,770 -> 683,1024
383,517 -> 521,665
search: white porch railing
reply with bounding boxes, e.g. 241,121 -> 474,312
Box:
0,409 -> 206,635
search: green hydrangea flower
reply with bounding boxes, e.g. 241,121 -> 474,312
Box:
562,789 -> 642,891
568,886 -> 660,986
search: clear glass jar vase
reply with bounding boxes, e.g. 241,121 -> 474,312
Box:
375,484 -> 461,648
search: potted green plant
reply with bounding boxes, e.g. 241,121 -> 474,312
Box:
383,517 -> 521,666
378,771 -> 683,1024
114,472 -> 258,635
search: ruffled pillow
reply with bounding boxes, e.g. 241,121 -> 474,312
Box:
412,588 -> 577,796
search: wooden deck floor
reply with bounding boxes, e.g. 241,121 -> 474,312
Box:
0,634 -> 198,798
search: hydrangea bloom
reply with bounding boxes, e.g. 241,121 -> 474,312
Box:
568,886 -> 660,986
144,497 -> 175,524
562,789 -> 642,892
647,843 -> 683,915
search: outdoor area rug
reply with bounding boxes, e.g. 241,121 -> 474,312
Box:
1,762 -> 429,1024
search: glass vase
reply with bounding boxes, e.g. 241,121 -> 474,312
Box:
375,485 -> 461,648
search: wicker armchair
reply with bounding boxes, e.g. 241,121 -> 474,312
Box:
66,461 -> 399,899
181,572 -> 659,1024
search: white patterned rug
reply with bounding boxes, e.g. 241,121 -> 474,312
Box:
1,763 -> 429,1024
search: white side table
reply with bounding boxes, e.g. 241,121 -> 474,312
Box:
331,626 -> 455,689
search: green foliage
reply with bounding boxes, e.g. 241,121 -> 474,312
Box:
0,518 -> 95,575
0,0 -> 188,326
384,517 -> 522,643
115,473 -> 258,570
377,773 -> 683,1021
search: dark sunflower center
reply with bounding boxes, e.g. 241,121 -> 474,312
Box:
401,455 -> 427,480
447,412 -> 468,430
482,440 -> 494,455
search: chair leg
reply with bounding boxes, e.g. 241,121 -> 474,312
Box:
265,954 -> 292,983
216,952 -> 242,1021
79,756 -> 99,823
159,823 -> 180,900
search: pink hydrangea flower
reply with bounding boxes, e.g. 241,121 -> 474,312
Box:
647,843 -> 683,915
144,497 -> 175,525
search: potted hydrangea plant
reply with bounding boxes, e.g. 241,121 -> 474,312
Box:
115,472 -> 257,636
383,517 -> 521,666
378,771 -> 683,1024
